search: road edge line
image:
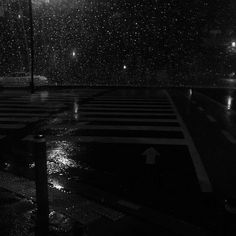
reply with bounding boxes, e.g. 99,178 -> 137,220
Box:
165,91 -> 213,192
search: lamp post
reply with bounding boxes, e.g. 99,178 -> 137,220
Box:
28,0 -> 35,93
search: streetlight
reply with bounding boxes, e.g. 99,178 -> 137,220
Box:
72,50 -> 76,58
232,41 -> 236,48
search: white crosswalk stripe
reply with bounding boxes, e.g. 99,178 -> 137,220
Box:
82,104 -> 173,108
36,89 -> 212,193
0,89 -> 106,139
77,107 -> 173,112
75,118 -> 179,122
42,91 -> 182,137
78,112 -> 176,116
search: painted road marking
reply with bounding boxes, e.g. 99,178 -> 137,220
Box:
0,107 -> 59,112
79,112 -> 176,116
221,130 -> 236,144
46,136 -> 187,145
0,101 -> 66,109
117,200 -> 141,210
0,103 -> 62,109
206,115 -> 216,123
45,124 -> 183,132
0,124 -> 26,129
198,107 -> 205,112
196,91 -> 232,111
0,117 -> 39,122
0,113 -> 50,117
89,101 -> 170,104
82,104 -> 173,108
166,91 -> 212,192
8,97 -> 88,102
96,98 -> 169,101
142,147 -> 160,165
79,107 -> 174,112
77,118 -> 178,123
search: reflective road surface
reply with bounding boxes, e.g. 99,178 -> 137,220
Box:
1,87 -> 236,234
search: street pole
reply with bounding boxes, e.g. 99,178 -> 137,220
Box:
33,134 -> 49,236
28,0 -> 35,93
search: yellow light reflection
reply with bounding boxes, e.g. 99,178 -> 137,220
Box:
188,89 -> 192,99
227,96 -> 233,110
74,113 -> 79,120
73,99 -> 79,120
49,179 -> 64,191
73,100 -> 79,114
40,91 -> 49,102
47,141 -> 78,175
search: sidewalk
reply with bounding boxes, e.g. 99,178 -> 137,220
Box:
0,185 -> 180,236
0,169 -> 229,236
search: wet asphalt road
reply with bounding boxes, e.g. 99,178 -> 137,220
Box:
0,87 -> 236,232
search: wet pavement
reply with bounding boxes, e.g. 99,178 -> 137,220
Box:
1,87 -> 236,235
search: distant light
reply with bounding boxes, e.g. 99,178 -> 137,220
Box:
229,72 -> 235,78
18,14 -> 21,19
4,162 -> 11,170
123,65 -> 127,70
189,89 -> 192,98
232,41 -> 236,47
227,96 -> 233,110
73,100 -> 79,114
29,163 -> 35,169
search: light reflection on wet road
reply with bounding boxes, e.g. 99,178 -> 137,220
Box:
34,89 -> 203,211
2,88 -> 236,230
47,140 -> 79,175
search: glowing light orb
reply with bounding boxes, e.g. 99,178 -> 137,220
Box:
189,89 -> 192,98
227,96 -> 233,110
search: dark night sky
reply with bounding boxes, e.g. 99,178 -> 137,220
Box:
0,0 -> 235,85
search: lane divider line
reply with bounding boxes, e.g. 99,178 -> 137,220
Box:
165,91 -> 213,193
221,130 -> 236,144
195,91 -> 233,112
198,107 -> 204,112
206,115 -> 216,123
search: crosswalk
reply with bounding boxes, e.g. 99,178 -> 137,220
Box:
39,89 -> 212,194
0,89 -> 106,139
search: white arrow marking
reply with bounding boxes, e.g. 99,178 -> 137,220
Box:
142,147 -> 160,165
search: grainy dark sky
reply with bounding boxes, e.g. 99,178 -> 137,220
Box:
0,0 -> 234,84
